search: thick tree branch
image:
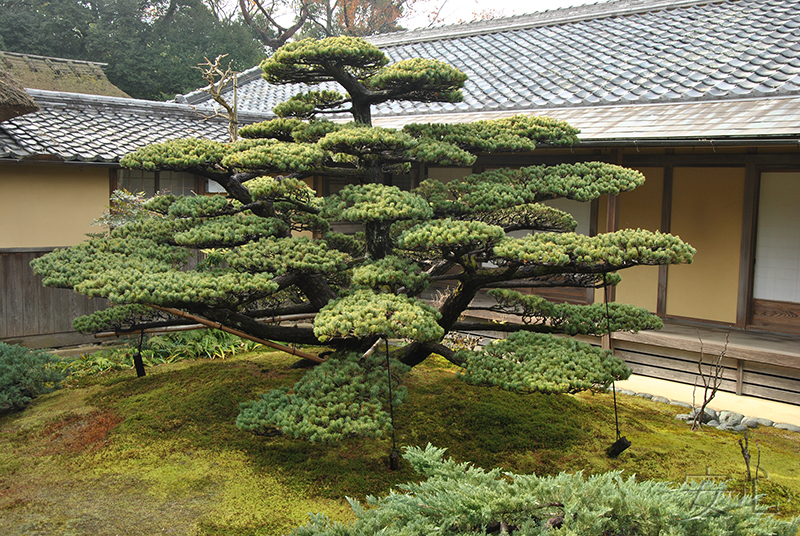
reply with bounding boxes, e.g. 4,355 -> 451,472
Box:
238,0 -> 309,49
195,306 -> 322,345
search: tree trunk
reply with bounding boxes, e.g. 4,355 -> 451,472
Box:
295,274 -> 338,309
396,341 -> 462,367
365,221 -> 393,259
437,281 -> 481,332
199,307 -> 321,345
351,100 -> 372,126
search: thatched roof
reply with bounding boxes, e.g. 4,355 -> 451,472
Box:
0,69 -> 39,122
0,51 -> 128,98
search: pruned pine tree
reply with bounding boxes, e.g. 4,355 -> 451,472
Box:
31,37 -> 695,442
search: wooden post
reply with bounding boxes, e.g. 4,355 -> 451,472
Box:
736,161 -> 758,328
736,359 -> 745,396
657,166 -> 674,317
603,150 -> 623,351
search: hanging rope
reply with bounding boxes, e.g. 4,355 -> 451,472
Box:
604,272 -> 631,457
385,338 -> 400,470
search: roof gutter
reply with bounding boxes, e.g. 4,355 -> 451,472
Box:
573,136 -> 800,148
3,138 -> 797,169
2,135 -> 799,166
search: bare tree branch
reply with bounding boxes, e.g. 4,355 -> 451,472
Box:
193,55 -> 239,142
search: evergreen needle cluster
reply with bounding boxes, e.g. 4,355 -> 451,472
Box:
290,444 -> 800,535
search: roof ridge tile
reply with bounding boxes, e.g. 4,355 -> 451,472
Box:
369,0 -> 724,46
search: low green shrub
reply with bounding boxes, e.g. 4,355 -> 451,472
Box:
0,342 -> 64,413
146,328 -> 261,361
291,444 -> 800,536
59,329 -> 261,379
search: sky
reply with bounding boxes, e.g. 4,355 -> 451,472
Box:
400,0 -> 610,29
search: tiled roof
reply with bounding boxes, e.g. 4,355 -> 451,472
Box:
0,90 -> 270,162
180,0 -> 800,135
3,0 -> 800,164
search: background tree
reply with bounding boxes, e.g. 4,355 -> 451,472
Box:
0,0 -> 264,100
305,0 -> 409,38
237,0 -> 417,48
32,36 -> 695,442
236,0 -> 311,49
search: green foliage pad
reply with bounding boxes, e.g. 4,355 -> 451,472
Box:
291,444 -> 800,536
457,332 -> 631,394
237,352 -> 410,443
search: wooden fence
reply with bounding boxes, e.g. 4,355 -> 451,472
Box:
0,249 -> 107,348
613,336 -> 800,406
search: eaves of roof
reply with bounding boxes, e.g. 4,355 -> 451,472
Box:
371,95 -> 800,145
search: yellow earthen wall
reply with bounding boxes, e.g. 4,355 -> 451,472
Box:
595,168 -> 663,311
666,167 -> 745,323
614,167 -> 664,312
1,163 -> 109,248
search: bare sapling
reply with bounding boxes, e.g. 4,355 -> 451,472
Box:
691,330 -> 730,430
739,435 -> 763,499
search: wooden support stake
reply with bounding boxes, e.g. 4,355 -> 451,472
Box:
257,313 -> 317,324
152,306 -> 324,363
96,324 -> 207,338
736,359 -> 745,396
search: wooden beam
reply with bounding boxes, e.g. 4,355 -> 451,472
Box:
602,150 -> 624,305
623,152 -> 800,168
657,166 -> 674,317
109,167 -> 117,197
475,153 -> 615,167
736,162 -> 759,328
586,198 -> 599,304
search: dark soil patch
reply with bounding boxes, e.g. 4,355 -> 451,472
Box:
41,410 -> 123,455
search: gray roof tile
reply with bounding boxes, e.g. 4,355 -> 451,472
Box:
187,0 -> 800,120
0,89 -> 271,162
4,0 -> 800,163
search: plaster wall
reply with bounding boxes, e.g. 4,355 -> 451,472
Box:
595,168 -> 663,311
666,167 -> 745,323
614,167 -> 664,312
1,163 -> 109,249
